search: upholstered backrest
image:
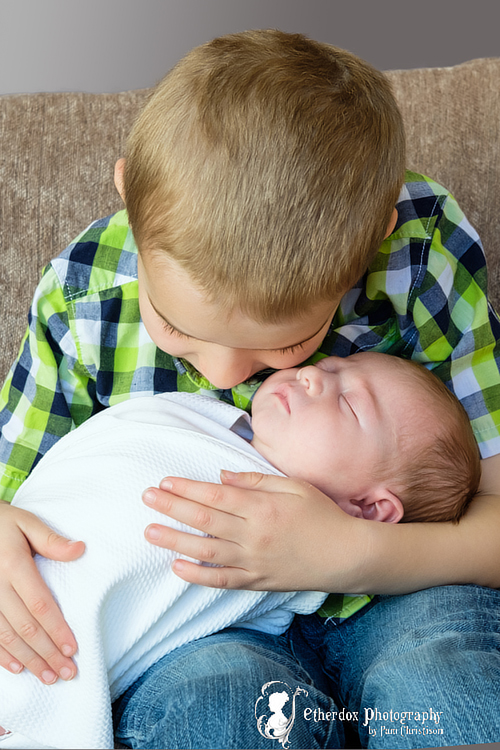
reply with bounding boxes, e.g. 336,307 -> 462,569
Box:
1,57 -> 499,382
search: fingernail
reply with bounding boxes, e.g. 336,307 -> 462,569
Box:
61,644 -> 74,657
160,478 -> 172,491
220,470 -> 237,480
146,525 -> 161,541
9,660 -> 23,674
60,667 -> 74,681
143,490 -> 156,506
41,670 -> 58,684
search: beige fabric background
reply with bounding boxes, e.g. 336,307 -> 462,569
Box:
1,57 -> 499,384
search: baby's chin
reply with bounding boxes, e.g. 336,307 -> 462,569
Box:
249,427 -> 280,471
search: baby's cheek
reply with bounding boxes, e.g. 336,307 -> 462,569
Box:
291,425 -> 330,475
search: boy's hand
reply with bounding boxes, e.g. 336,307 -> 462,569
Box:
0,500 -> 85,683
142,471 -> 364,592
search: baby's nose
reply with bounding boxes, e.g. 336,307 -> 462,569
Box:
297,365 -> 323,394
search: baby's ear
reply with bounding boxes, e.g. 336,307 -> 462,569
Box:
350,490 -> 404,524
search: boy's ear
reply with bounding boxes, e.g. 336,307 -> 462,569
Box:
114,158 -> 126,204
346,489 -> 404,524
383,208 -> 398,239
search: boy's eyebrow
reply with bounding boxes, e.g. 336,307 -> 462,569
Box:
148,296 -> 332,350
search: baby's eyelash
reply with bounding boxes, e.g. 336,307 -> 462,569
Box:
340,393 -> 358,419
161,319 -> 191,339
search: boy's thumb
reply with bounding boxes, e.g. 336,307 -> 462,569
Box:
20,513 -> 85,561
220,470 -> 289,491
39,534 -> 86,562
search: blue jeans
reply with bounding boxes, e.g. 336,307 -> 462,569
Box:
113,585 -> 500,749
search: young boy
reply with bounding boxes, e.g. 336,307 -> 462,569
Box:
0,353 -> 480,749
0,30 -> 499,748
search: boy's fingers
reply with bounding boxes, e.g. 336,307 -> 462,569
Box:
171,558 -> 249,589
142,474 -> 312,544
155,476 -> 246,514
0,608 -> 58,683
0,643 -> 24,674
13,555 -> 78,655
0,595 -> 76,683
0,504 -> 81,681
143,488 -> 245,541
167,470 -> 299,495
154,472 -> 303,512
144,481 -> 247,531
145,524 -> 240,566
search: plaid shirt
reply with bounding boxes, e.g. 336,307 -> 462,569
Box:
2,171 -> 500,618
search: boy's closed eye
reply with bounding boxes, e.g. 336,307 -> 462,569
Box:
159,316 -> 306,356
146,285 -> 332,358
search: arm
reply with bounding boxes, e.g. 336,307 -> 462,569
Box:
142,177 -> 500,593
342,453 -> 500,593
0,264 -> 91,679
0,264 -> 96,501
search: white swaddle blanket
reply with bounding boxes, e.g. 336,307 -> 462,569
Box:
1,393 -> 326,749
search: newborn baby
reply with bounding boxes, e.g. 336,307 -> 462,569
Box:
0,353 -> 480,749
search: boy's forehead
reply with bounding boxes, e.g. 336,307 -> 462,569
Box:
138,251 -> 339,351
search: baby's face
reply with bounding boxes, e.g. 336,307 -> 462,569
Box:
251,352 -> 421,503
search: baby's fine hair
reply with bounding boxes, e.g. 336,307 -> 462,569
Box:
124,29 -> 406,323
388,360 -> 481,524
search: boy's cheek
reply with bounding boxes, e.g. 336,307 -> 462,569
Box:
255,351 -> 313,375
140,316 -> 190,357
153,336 -> 191,357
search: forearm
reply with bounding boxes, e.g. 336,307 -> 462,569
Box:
337,491 -> 500,596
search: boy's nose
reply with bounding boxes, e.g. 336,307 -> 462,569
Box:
198,349 -> 255,390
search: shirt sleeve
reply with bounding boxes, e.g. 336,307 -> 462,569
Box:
404,190 -> 500,459
0,264 -> 97,502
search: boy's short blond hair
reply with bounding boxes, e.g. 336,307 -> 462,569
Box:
381,360 -> 481,524
124,30 -> 406,322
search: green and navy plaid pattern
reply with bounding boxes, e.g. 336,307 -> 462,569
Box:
1,171 -> 500,619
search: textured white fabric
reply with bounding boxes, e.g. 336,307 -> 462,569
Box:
2,393 -> 325,749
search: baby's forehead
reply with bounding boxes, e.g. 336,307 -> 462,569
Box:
388,360 -> 449,419
350,352 -> 445,409
377,355 -> 438,395
312,352 -> 440,397
349,351 -> 428,379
